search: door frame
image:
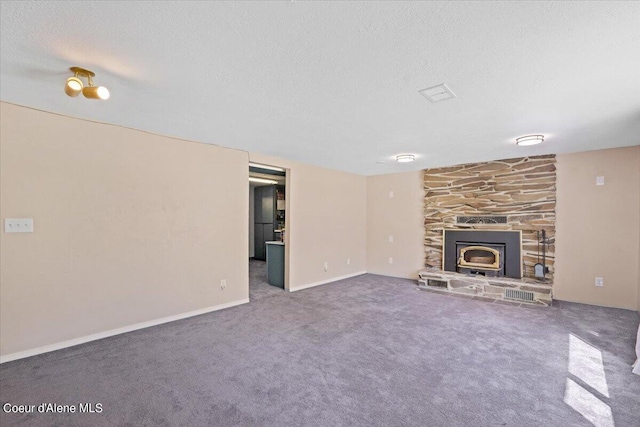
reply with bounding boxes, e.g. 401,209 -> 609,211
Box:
248,162 -> 290,291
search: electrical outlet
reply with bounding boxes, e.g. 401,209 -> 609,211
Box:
388,257 -> 393,264
595,277 -> 603,287
388,235 -> 394,243
220,279 -> 227,290
346,258 -> 351,265
4,218 -> 34,233
596,176 -> 605,186
389,190 -> 394,198
324,262 -> 328,272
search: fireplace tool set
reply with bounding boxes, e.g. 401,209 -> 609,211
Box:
534,229 -> 550,279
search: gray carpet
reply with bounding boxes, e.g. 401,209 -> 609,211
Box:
1,273 -> 639,427
249,259 -> 285,300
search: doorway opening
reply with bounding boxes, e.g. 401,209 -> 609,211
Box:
249,162 -> 288,300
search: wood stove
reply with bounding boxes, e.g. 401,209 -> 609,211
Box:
457,245 -> 503,276
443,230 -> 522,279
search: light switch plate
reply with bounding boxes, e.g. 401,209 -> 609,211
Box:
4,218 -> 34,233
596,176 -> 605,186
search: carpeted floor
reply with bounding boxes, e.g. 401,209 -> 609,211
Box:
1,273 -> 639,426
249,259 -> 285,300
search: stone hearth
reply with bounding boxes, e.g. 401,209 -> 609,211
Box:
418,268 -> 552,306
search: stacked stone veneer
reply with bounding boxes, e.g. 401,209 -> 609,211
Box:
424,155 -> 556,282
418,269 -> 553,306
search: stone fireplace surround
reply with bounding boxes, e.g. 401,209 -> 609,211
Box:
419,155 -> 556,306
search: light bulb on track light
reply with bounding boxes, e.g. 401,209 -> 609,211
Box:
82,86 -> 110,100
64,76 -> 83,97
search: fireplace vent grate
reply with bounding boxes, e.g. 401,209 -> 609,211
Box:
457,216 -> 507,224
427,279 -> 448,288
504,289 -> 535,302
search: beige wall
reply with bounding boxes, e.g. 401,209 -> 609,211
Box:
555,146 -> 640,310
0,103 -> 249,357
249,153 -> 367,290
366,170 -> 425,279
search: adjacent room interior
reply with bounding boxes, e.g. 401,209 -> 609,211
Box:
1,2 -> 639,426
249,162 -> 288,299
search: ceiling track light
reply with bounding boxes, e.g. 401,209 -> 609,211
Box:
516,135 -> 544,146
64,67 -> 110,100
395,154 -> 416,163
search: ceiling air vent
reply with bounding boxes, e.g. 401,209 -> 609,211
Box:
419,83 -> 456,103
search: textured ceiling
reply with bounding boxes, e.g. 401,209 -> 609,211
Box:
1,1 -> 639,175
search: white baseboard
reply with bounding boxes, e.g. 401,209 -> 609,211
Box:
0,298 -> 249,364
289,271 -> 367,292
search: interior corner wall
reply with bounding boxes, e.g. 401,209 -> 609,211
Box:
366,170 -> 425,279
249,153 -> 367,289
554,146 -> 640,311
0,102 -> 249,358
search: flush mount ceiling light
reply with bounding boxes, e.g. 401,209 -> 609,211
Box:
395,154 -> 416,163
64,67 -> 110,100
248,162 -> 285,172
516,135 -> 544,146
249,177 -> 278,184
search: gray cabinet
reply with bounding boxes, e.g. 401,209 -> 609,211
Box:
266,242 -> 285,288
255,186 -> 275,224
261,189 -> 274,223
254,185 -> 278,261
254,224 -> 265,260
254,223 -> 274,260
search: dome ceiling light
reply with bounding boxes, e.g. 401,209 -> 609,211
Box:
516,135 -> 544,146
395,154 -> 416,163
